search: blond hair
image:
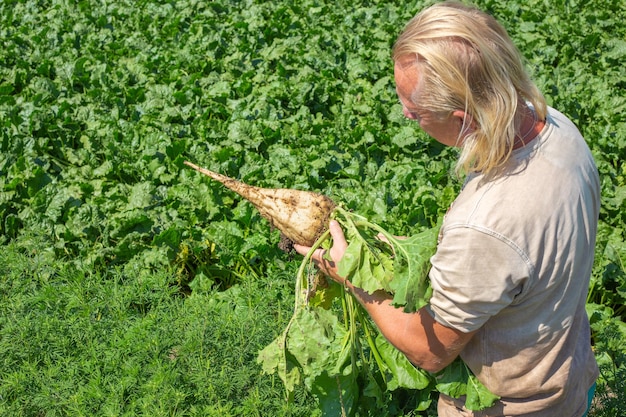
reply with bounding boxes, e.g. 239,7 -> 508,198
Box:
392,1 -> 547,177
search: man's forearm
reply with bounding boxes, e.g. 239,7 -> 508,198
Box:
345,282 -> 473,373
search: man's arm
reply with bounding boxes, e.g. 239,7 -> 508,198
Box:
346,284 -> 475,373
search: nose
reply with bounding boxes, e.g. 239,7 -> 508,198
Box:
403,106 -> 419,120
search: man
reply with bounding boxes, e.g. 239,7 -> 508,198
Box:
295,2 -> 599,416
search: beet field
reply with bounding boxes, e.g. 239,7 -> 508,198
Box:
1,0 -> 624,416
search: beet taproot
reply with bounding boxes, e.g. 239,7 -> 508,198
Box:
184,161 -> 336,247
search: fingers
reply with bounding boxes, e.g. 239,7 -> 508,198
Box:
292,220 -> 344,277
314,248 -> 329,265
293,245 -> 329,269
376,232 -> 390,244
376,232 -> 407,242
328,220 -> 347,255
293,243 -> 310,257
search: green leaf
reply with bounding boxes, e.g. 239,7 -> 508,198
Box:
338,227 -> 394,294
310,370 -> 359,417
308,279 -> 343,309
257,332 -> 302,395
436,358 -> 500,411
435,359 -> 468,398
352,246 -> 391,294
337,239 -> 362,278
389,225 -> 440,313
187,271 -> 214,294
465,373 -> 501,411
375,333 -> 432,391
287,307 -> 337,379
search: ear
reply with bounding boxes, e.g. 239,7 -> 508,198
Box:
452,110 -> 476,136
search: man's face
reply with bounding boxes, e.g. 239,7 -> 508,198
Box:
393,57 -> 466,147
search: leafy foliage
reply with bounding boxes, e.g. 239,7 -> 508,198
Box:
0,0 -> 624,416
0,237 -> 319,416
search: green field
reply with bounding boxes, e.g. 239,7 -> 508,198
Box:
1,0 -> 625,416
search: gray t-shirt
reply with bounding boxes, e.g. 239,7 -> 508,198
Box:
428,107 -> 600,416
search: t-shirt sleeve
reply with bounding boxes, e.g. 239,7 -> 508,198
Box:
427,225 -> 532,333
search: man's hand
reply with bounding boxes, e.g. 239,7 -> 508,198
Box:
294,220 -> 349,285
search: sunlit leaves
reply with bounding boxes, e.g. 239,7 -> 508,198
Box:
1,0 -> 625,414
